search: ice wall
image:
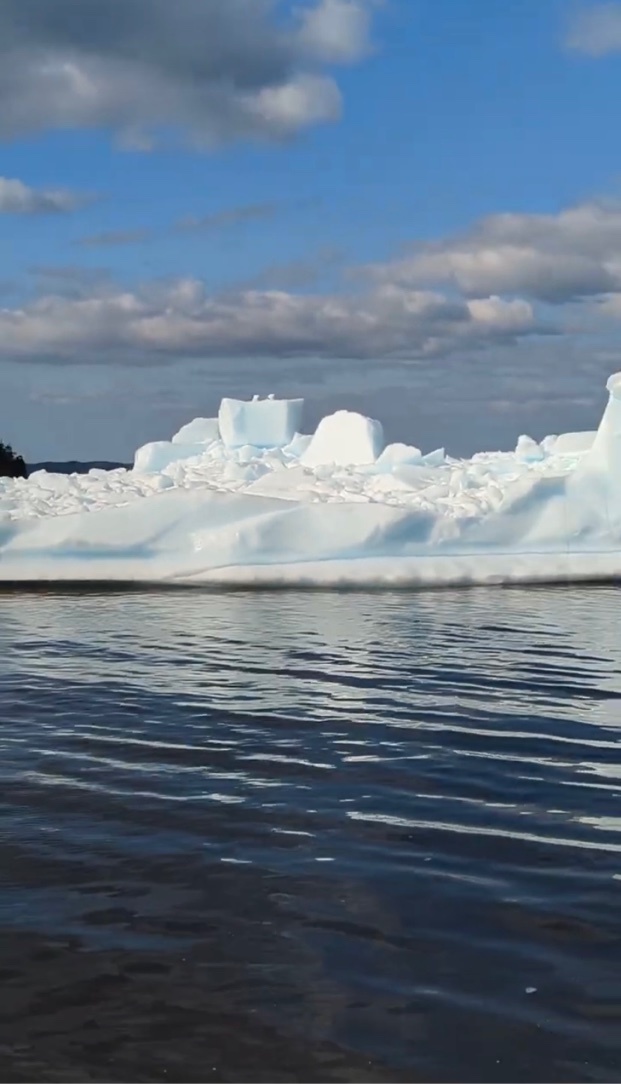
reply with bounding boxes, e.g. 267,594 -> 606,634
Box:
2,376 -> 621,587
560,371 -> 621,540
583,373 -> 621,477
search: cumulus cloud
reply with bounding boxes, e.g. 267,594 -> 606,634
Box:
297,0 -> 375,64
0,277 -> 543,365
0,0 -> 376,147
0,176 -> 85,214
565,3 -> 621,55
368,201 -> 621,303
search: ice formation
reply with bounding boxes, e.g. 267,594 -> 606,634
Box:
2,378 -> 621,587
218,396 -> 303,449
301,410 -> 384,468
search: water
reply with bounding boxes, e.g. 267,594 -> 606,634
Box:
1,586 -> 621,1083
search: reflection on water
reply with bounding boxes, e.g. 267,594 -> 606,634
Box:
1,586 -> 621,1082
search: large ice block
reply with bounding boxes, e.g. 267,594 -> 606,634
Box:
218,396 -> 304,449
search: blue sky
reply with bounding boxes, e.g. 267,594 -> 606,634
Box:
2,0 -> 621,460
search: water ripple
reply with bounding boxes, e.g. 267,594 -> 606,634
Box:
1,585 -> 621,1081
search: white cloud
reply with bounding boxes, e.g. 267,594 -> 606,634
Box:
0,0 -> 378,147
565,3 -> 621,55
297,0 -> 374,64
0,277 -> 542,364
24,196 -> 621,379
0,176 -> 85,214
465,296 -> 536,332
368,201 -> 621,302
248,72 -> 341,135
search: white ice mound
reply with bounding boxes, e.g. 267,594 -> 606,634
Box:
301,410 -> 384,467
171,417 -> 219,445
3,379 -> 621,587
133,441 -> 206,474
373,443 -> 422,471
542,431 -> 595,456
515,434 -> 544,462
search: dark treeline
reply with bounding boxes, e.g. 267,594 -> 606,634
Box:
0,442 -> 28,479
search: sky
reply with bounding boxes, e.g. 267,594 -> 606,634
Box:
2,0 -> 621,461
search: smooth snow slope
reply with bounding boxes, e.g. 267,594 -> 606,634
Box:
2,378 -> 621,587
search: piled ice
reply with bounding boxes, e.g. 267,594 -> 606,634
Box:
1,379 -> 621,586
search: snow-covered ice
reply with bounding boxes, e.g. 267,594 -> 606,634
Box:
2,379 -> 621,586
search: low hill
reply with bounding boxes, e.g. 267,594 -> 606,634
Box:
30,461 -> 130,475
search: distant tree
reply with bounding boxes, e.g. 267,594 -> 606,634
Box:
0,441 -> 28,479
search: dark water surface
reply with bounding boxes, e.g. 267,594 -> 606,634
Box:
1,586 -> 621,1082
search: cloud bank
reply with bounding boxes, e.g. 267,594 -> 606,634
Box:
368,201 -> 621,304
8,198 -> 621,368
0,282 -> 539,366
0,0 -> 376,147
